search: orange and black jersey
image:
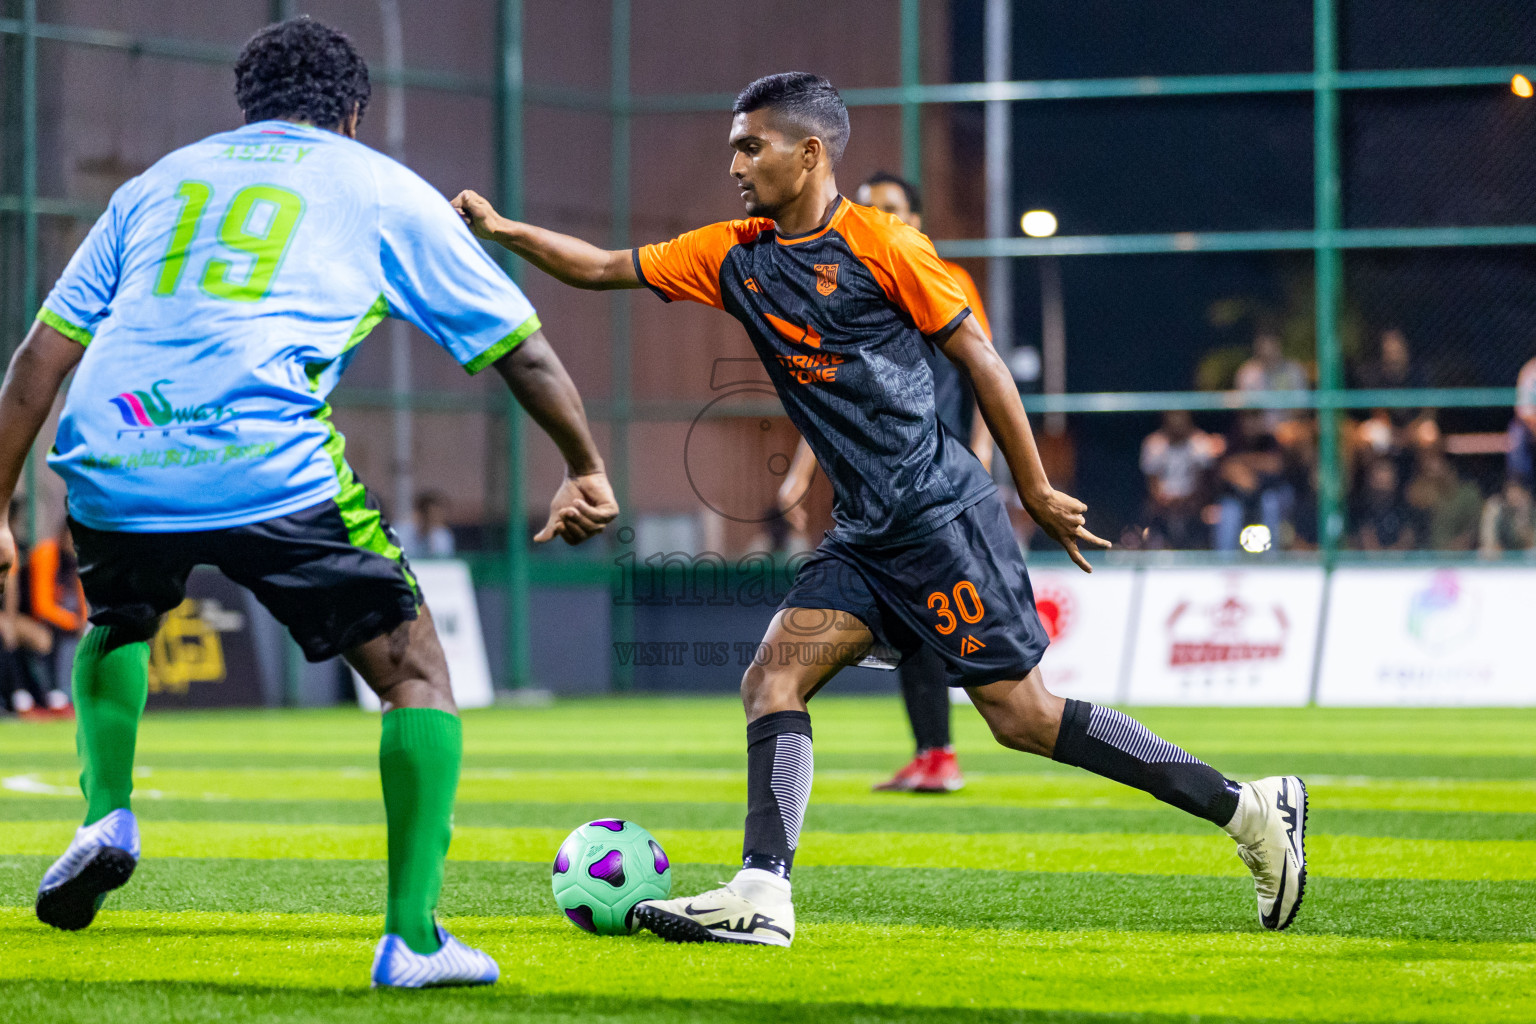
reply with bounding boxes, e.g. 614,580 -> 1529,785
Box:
635,196 -> 996,544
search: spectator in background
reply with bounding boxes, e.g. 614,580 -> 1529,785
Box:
1479,477 -> 1536,557
1235,330 -> 1308,431
1214,411 -> 1288,551
1353,457 -> 1420,551
1,502 -> 50,717
1507,355 -> 1536,489
1354,327 -> 1428,398
4,511 -> 81,717
1139,410 -> 1223,549
397,490 -> 455,558
1405,445 -> 1482,551
1275,417 -> 1319,549
1352,327 -> 1437,451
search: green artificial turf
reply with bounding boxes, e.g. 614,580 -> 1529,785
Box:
1,699 -> 1533,1023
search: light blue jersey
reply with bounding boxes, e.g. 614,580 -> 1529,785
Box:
40,120 -> 537,532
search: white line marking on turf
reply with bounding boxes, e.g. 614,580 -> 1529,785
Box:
3,774 -> 163,799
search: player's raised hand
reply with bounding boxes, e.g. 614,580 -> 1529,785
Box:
535,471 -> 619,546
450,189 -> 505,241
1022,488 -> 1111,573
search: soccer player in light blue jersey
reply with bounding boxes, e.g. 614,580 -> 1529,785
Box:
0,18 -> 617,987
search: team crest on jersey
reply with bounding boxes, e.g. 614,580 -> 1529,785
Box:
814,263 -> 839,296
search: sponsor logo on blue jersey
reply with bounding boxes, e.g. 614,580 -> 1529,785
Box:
108,379 -> 233,433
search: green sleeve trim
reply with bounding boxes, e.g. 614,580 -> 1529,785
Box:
345,294 -> 391,353
36,307 -> 94,347
463,314 -> 541,376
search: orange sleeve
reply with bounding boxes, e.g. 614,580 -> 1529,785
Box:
839,208 -> 971,337
943,261 -> 991,340
28,539 -> 82,632
634,220 -> 767,310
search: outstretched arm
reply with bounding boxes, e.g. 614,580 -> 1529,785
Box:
0,322 -> 85,588
453,190 -> 639,291
937,314 -> 1110,572
492,329 -> 618,544
776,437 -> 820,534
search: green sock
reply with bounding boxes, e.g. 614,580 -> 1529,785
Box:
380,707 -> 462,954
72,627 -> 150,827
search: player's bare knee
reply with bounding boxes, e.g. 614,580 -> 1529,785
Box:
348,613 -> 455,713
984,714 -> 1038,754
975,694 -> 1056,756
740,662 -> 801,720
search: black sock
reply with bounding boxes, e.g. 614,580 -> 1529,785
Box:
1052,699 -> 1240,826
742,710 -> 813,878
900,650 -> 952,751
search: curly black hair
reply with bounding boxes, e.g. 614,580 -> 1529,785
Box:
234,17 -> 370,130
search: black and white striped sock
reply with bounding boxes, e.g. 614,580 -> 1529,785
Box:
1052,699 -> 1240,826
743,710 -> 814,878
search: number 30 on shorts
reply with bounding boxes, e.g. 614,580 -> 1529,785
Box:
926,580 -> 985,635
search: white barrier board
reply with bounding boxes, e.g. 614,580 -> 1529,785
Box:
1317,568 -> 1536,706
355,559 -> 496,711
1029,568 -> 1138,703
1125,568 -> 1322,706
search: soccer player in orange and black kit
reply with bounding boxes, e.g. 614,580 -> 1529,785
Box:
453,72 -> 1308,945
777,170 -> 995,795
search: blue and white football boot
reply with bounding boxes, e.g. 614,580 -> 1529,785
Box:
36,808 -> 140,931
370,926 -> 500,988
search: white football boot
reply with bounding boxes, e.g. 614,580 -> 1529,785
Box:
634,868 -> 795,946
370,925 -> 500,988
1224,775 -> 1308,931
36,808 -> 139,931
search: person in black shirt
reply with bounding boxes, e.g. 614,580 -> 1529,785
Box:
777,171 -> 994,795
1214,411 -> 1290,551
1354,458 -> 1421,551
453,71 -> 1308,944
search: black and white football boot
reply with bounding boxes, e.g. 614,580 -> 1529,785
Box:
634,868 -> 794,946
1225,776 -> 1308,931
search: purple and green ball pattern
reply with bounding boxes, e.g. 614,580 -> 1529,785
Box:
551,819 -> 672,935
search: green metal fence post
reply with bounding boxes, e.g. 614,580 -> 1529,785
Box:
497,0 -> 532,689
21,0 -> 37,544
899,0 -> 922,187
609,0 -> 635,691
1313,0 -> 1345,559
1309,0 -> 1344,704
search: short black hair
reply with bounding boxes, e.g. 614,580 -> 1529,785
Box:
235,17 -> 370,130
864,170 -> 921,214
732,72 -> 849,165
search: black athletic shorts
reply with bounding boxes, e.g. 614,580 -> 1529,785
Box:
70,493 -> 420,663
780,491 -> 1049,688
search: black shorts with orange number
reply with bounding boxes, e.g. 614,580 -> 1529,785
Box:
70,492 -> 420,663
779,491 -> 1048,688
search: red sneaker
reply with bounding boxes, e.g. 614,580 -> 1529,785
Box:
913,747 -> 965,793
872,751 -> 929,792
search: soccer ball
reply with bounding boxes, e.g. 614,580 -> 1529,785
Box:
551,819 -> 671,935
